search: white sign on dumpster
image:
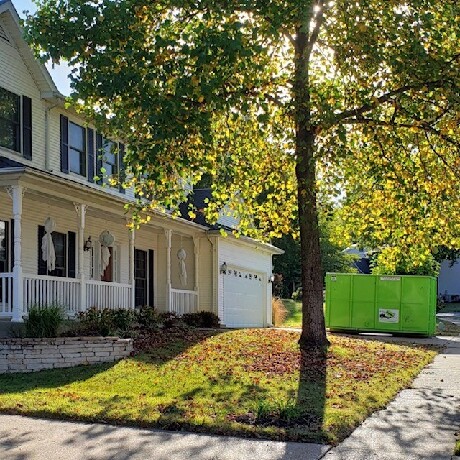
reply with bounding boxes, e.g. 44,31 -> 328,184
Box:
378,308 -> 400,323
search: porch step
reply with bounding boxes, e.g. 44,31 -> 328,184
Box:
0,320 -> 23,338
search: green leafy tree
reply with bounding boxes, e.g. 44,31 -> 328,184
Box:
26,1 -> 460,349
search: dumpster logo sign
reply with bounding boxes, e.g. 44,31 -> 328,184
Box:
379,309 -> 400,323
380,276 -> 401,281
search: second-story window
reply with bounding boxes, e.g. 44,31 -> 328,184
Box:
0,87 -> 32,159
68,122 -> 86,176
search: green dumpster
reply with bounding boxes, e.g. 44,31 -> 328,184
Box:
325,273 -> 437,336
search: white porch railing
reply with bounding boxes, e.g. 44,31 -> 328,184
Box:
0,273 -> 13,317
23,274 -> 81,315
170,288 -> 198,315
86,280 -> 132,310
22,276 -> 133,315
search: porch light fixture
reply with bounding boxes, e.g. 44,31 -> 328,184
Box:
84,236 -> 92,252
269,274 -> 275,283
220,262 -> 228,274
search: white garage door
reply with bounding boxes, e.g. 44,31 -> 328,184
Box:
223,268 -> 265,327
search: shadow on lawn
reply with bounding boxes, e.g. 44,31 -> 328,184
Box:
295,347 -> 327,443
0,329 -> 223,396
0,362 -> 116,394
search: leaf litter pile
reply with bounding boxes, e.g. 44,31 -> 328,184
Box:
0,328 -> 436,444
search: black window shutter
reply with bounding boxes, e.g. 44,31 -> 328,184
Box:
67,231 -> 76,278
96,133 -> 103,184
148,249 -> 154,307
8,219 -> 13,271
118,143 -> 126,194
87,128 -> 95,182
60,115 -> 69,173
37,225 -> 47,275
22,96 -> 32,160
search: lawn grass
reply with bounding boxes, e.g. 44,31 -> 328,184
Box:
0,329 -> 436,445
281,299 -> 302,327
440,302 -> 460,313
455,439 -> 460,455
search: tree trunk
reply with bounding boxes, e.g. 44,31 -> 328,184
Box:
294,12 -> 328,350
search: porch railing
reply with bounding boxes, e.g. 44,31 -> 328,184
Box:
0,273 -> 13,317
86,280 -> 132,310
170,288 -> 198,315
23,274 -> 81,315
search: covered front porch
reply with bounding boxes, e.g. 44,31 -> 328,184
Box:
0,171 -> 206,322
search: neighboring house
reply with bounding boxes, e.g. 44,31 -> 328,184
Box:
0,0 -> 282,328
342,245 -> 370,274
438,260 -> 460,302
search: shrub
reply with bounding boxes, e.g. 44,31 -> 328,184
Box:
135,306 -> 161,330
158,312 -> 183,329
272,297 -> 287,326
291,288 -> 302,301
75,307 -> 136,337
182,311 -> 221,328
24,304 -> 65,338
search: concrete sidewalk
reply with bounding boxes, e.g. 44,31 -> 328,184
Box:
324,335 -> 460,460
0,415 -> 330,460
0,336 -> 459,460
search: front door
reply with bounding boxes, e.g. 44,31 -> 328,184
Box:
135,249 -> 154,307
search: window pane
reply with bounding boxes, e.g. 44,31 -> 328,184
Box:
0,87 -> 19,122
69,122 -> 85,151
69,148 -> 83,175
102,138 -> 118,185
51,232 -> 66,278
68,122 -> 86,176
0,87 -> 20,151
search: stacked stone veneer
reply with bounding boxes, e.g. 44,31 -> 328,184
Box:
0,337 -> 133,373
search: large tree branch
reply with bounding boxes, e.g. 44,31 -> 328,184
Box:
344,117 -> 460,148
331,79 -> 449,125
305,0 -> 325,60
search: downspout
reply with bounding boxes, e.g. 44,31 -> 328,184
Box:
44,103 -> 57,171
207,232 -> 218,317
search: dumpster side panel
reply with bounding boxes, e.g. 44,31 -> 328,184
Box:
401,277 -> 431,333
351,276 -> 376,330
326,274 -> 352,329
376,276 -> 402,331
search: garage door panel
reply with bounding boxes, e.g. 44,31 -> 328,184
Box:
223,268 -> 265,327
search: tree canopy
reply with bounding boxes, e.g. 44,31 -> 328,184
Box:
26,0 -> 460,348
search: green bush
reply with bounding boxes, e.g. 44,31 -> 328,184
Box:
182,311 -> 221,328
24,304 -> 65,338
76,307 -> 136,337
135,306 -> 161,330
158,312 -> 183,329
291,288 -> 302,301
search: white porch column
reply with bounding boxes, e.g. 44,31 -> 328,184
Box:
74,203 -> 87,312
8,185 -> 24,322
129,224 -> 135,309
193,236 -> 199,310
165,229 -> 172,311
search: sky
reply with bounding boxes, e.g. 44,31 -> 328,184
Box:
12,0 -> 72,95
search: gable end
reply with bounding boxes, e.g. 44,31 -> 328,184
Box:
0,22 -> 11,45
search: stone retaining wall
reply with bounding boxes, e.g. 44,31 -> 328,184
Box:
0,337 -> 133,373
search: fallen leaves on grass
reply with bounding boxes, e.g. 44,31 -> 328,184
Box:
0,328 -> 436,445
